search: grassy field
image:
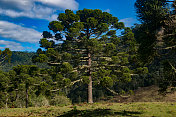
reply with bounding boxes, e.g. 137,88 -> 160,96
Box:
0,102 -> 176,117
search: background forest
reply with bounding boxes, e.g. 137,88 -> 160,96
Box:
0,0 -> 175,109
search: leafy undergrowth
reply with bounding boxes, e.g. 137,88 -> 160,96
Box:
0,102 -> 176,117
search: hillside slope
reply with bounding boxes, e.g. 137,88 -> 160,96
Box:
1,51 -> 49,72
109,85 -> 176,103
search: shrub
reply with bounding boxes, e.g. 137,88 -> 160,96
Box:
31,95 -> 49,107
50,95 -> 71,106
0,101 -> 5,108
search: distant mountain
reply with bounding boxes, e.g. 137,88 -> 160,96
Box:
1,51 -> 49,72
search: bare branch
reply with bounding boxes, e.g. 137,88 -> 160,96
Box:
168,62 -> 176,73
51,79 -> 83,92
70,79 -> 83,86
164,45 -> 176,50
47,62 -> 61,65
106,87 -> 118,95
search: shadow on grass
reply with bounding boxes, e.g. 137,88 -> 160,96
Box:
58,108 -> 142,117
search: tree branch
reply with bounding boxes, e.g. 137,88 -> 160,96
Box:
168,62 -> 176,73
163,45 -> 176,50
70,79 -> 83,86
106,87 -> 118,96
51,79 -> 83,92
47,62 -> 61,65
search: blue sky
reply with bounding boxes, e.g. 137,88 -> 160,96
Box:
0,0 -> 138,51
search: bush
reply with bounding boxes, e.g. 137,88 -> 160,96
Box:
31,95 -> 49,107
14,98 -> 26,108
0,101 -> 5,108
0,92 -> 5,108
13,92 -> 26,108
50,95 -> 71,106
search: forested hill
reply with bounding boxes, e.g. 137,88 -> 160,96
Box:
1,51 -> 49,72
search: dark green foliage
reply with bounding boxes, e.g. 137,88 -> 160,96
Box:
0,64 -> 73,108
0,71 -> 10,108
159,61 -> 176,93
135,0 -> 168,24
134,0 -> 169,63
134,0 -> 176,92
0,48 -> 12,66
1,51 -> 49,72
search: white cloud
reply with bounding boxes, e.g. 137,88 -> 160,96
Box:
0,0 -> 79,20
104,9 -> 110,13
119,17 -> 137,27
49,14 -> 59,21
0,5 -> 57,21
0,21 -> 42,43
0,40 -> 24,51
36,0 -> 79,10
0,0 -> 33,11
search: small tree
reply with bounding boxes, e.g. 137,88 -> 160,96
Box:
12,65 -> 40,108
0,48 -> 12,66
0,71 -> 10,108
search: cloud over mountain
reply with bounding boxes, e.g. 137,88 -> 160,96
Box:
0,40 -> 24,51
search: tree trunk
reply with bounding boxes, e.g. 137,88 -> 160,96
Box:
25,88 -> 29,108
88,53 -> 93,103
15,90 -> 18,102
156,26 -> 164,48
5,93 -> 8,108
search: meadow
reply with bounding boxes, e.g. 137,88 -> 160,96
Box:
0,102 -> 176,117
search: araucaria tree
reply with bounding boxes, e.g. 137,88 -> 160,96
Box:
134,0 -> 176,92
33,9 -> 139,103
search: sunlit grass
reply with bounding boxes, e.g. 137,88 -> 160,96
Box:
0,102 -> 176,117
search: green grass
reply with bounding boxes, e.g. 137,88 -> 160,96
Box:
0,102 -> 176,117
